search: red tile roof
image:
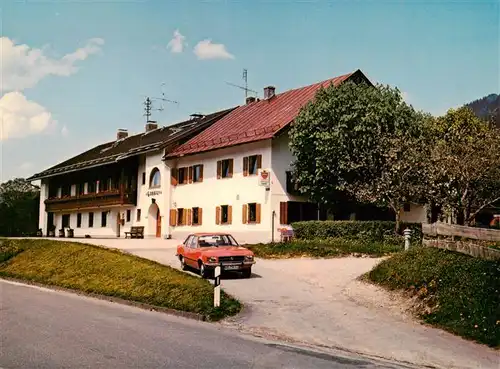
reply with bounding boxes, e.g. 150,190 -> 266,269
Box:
166,70 -> 367,158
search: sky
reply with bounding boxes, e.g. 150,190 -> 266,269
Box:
1,0 -> 499,182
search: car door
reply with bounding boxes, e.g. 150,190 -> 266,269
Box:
180,235 -> 193,263
184,236 -> 198,268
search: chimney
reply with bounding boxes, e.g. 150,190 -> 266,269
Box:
246,96 -> 256,105
145,120 -> 158,132
264,86 -> 276,100
117,129 -> 128,140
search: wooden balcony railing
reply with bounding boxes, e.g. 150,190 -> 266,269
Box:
45,188 -> 137,212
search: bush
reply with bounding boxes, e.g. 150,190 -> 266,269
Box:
247,238 -> 403,259
369,247 -> 500,347
291,220 -> 422,244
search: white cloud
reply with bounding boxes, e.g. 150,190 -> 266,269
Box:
1,37 -> 104,92
61,125 -> 69,137
167,29 -> 186,53
193,39 -> 234,60
0,92 -> 57,141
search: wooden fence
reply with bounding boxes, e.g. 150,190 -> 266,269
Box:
422,222 -> 500,261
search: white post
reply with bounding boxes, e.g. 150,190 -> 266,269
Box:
214,265 -> 221,307
404,228 -> 412,251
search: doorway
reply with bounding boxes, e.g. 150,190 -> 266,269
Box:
148,202 -> 161,238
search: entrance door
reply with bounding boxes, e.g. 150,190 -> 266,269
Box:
47,212 -> 54,235
156,209 -> 161,238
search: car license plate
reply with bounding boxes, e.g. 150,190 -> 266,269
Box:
224,265 -> 240,270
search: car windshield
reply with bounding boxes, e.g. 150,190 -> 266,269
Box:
198,235 -> 238,247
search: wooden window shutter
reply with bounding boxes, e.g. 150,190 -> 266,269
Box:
216,206 -> 221,225
199,208 -> 203,225
187,209 -> 192,225
169,209 -> 177,226
188,167 -> 193,183
217,161 -> 222,179
243,157 -> 249,176
228,159 -> 234,177
256,203 -> 261,224
199,165 -> 204,182
183,209 -> 188,225
257,154 -> 262,170
228,206 -> 233,225
171,168 -> 178,186
242,204 -> 248,224
280,202 -> 288,224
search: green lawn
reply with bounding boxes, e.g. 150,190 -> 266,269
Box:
368,247 -> 500,347
0,238 -> 240,321
246,238 -> 403,259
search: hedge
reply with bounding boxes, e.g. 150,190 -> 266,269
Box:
290,220 -> 423,244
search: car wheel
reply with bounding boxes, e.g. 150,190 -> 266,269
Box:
199,262 -> 209,279
242,268 -> 252,279
179,256 -> 187,271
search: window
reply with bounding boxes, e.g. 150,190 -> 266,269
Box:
101,211 -> 107,227
149,168 -> 161,188
126,209 -> 131,222
403,203 -> 411,212
198,234 -> 238,247
77,213 -> 82,228
89,212 -> 94,228
189,236 -> 198,248
217,159 -> 233,179
177,208 -> 185,226
192,207 -> 201,225
87,181 -> 96,194
243,155 -> 262,176
142,172 -> 146,185
136,209 -> 141,222
216,205 -> 232,225
184,235 -> 193,246
178,167 -> 188,185
192,165 -> 204,183
243,203 -> 261,224
62,214 -> 70,228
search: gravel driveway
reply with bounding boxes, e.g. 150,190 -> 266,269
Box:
63,238 -> 499,369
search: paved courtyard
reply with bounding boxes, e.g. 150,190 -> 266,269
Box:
58,237 -> 498,369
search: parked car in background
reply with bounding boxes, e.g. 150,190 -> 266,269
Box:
176,233 -> 255,278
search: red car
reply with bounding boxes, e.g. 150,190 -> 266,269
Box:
176,233 -> 256,278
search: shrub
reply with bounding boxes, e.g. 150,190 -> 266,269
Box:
291,220 -> 422,244
369,247 -> 500,347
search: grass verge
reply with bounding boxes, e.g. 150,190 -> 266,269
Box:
0,238 -> 241,321
368,247 -> 500,347
246,238 -> 403,259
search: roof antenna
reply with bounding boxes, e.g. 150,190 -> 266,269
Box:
226,68 -> 259,99
142,84 -> 179,123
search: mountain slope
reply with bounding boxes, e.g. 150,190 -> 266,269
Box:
465,93 -> 500,128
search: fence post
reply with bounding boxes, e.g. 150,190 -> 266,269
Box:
404,228 -> 412,250
214,265 -> 221,307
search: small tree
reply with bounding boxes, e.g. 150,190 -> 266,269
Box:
427,107 -> 500,225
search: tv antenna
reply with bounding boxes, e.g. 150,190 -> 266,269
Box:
226,68 -> 259,98
142,84 -> 179,122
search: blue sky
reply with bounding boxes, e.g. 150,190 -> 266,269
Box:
1,0 -> 498,181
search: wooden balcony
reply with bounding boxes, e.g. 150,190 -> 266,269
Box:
45,188 -> 137,212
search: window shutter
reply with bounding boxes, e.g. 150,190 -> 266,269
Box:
199,165 -> 204,182
183,209 -> 188,226
171,168 -> 178,186
187,209 -> 192,225
228,205 -> 233,224
228,159 -> 234,177
242,204 -> 248,224
188,167 -> 193,184
217,161 -> 222,179
280,202 -> 288,224
256,203 -> 261,224
216,206 -> 221,225
243,157 -> 249,176
257,155 -> 262,170
169,209 -> 177,226
199,208 -> 203,225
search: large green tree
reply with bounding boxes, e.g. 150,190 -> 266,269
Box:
289,81 -> 427,227
427,107 -> 500,225
0,178 -> 40,236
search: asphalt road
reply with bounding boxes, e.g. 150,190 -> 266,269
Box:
0,280 -> 412,369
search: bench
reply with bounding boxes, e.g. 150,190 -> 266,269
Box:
125,226 -> 144,239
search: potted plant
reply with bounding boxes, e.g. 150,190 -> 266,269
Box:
67,228 -> 74,238
48,225 -> 56,237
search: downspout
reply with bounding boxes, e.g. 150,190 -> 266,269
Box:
272,210 -> 275,243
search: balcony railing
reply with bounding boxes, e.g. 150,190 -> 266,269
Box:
45,188 -> 137,212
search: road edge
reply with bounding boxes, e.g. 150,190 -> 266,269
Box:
0,277 -> 207,322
